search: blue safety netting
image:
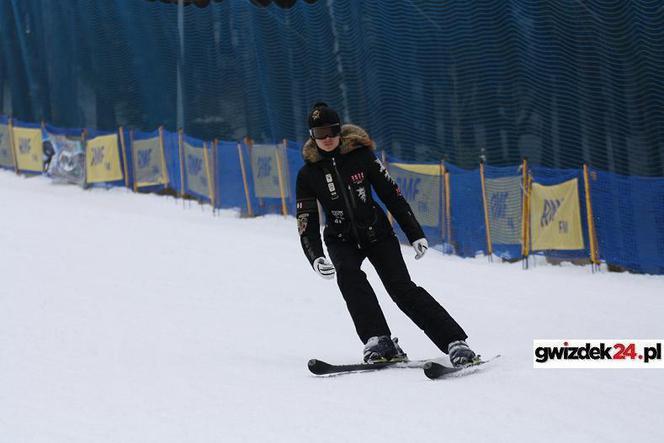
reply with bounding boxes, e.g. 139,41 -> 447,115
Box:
590,169 -> 664,274
4,107 -> 664,273
1,1 -> 662,175
445,163 -> 486,258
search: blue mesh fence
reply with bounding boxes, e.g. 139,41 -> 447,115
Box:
591,169 -> 664,274
484,165 -> 523,260
3,108 -> 664,273
446,163 -> 487,258
1,1 -> 663,175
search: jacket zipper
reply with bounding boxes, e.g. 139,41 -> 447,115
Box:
331,156 -> 363,249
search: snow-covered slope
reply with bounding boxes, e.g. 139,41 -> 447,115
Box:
1,171 -> 662,442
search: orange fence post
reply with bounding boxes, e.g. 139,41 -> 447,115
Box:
480,160 -> 493,261
275,139 -> 288,216
520,158 -> 530,269
237,142 -> 253,217
118,127 -> 130,188
583,164 -> 600,272
178,129 -> 185,198
158,126 -> 169,190
7,118 -> 18,174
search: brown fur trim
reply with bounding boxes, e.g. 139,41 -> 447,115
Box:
302,124 -> 375,163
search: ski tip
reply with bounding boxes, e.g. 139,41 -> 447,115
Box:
423,361 -> 444,380
308,359 -> 332,375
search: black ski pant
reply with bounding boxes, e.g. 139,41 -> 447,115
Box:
326,234 -> 467,354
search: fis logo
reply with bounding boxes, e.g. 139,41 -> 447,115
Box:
490,192 -> 509,220
138,149 -> 152,169
540,199 -> 562,228
19,138 -> 31,154
533,340 -> 663,368
257,157 -> 272,178
90,146 -> 106,166
187,155 -> 203,176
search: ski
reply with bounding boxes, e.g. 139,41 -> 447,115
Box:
423,354 -> 501,380
308,358 -> 433,376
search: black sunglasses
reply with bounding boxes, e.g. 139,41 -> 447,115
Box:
309,124 -> 341,140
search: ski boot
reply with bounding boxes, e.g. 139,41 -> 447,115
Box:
363,336 -> 408,364
448,340 -> 477,367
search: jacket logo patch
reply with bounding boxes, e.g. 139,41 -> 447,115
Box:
350,172 -> 365,184
297,214 -> 309,235
331,210 -> 345,224
375,159 -> 397,185
325,173 -> 339,200
356,186 -> 368,203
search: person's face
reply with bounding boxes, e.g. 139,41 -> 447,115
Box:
310,124 -> 341,152
315,135 -> 340,152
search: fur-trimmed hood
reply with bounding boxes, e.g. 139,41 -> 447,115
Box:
302,123 -> 375,163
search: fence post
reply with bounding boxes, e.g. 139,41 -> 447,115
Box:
203,141 -> 215,207
8,118 -> 18,174
82,129 -> 88,186
130,130 -> 138,192
440,160 -> 446,244
520,158 -> 530,269
583,164 -> 600,272
237,142 -> 253,217
275,139 -> 288,216
212,138 -> 219,213
118,127 -> 130,189
178,128 -> 185,199
480,160 -> 493,261
158,126 -> 169,190
445,169 -> 452,250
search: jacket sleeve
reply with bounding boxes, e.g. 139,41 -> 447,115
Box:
296,167 -> 325,266
364,150 -> 425,243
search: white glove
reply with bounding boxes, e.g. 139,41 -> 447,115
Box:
412,238 -> 428,260
313,257 -> 336,280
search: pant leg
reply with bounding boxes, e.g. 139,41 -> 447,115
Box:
366,235 -> 467,353
327,240 -> 391,344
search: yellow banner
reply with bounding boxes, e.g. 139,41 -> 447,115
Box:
86,134 -> 123,183
390,162 -> 441,176
184,142 -> 211,199
0,123 -> 13,167
486,176 -> 522,245
12,126 -> 43,172
132,136 -> 168,187
251,144 -> 289,199
389,163 -> 441,227
530,178 -> 584,250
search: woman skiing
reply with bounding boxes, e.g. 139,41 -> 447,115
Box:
295,102 -> 476,366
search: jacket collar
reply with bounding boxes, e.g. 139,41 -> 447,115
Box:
302,124 -> 375,164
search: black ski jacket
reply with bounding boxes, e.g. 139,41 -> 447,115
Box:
296,124 -> 425,265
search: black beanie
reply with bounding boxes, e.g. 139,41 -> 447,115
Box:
308,102 -> 340,129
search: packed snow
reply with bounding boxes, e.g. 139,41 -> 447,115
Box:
1,170 -> 662,442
